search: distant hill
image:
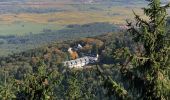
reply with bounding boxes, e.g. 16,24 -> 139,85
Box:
0,0 -> 141,3
0,0 -> 25,2
0,0 -> 146,4
0,0 -> 162,7
61,0 -> 168,4
0,0 -> 167,4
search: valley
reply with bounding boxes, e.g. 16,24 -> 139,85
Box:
0,1 -> 147,56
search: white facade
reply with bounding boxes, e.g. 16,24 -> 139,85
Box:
63,55 -> 99,69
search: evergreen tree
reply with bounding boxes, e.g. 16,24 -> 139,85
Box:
65,70 -> 82,100
102,0 -> 170,99
0,71 -> 16,100
92,44 -> 98,55
16,61 -> 59,100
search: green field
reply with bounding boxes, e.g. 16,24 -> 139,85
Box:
0,22 -> 64,36
0,3 -> 145,36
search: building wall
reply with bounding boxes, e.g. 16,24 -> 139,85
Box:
63,56 -> 98,68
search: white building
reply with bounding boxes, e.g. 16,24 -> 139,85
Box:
63,54 -> 99,69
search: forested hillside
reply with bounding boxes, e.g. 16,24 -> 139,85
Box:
0,31 -> 128,99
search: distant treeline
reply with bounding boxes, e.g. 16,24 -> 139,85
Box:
0,22 -> 118,56
0,22 -> 118,44
0,7 -> 64,14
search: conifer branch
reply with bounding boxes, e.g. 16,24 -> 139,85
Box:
132,10 -> 150,29
97,65 -> 131,99
162,3 -> 170,9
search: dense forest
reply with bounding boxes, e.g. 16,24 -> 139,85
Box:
0,0 -> 170,100
0,31 -> 124,99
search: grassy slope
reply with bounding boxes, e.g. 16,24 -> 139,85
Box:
0,3 -> 145,36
